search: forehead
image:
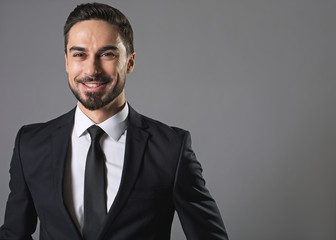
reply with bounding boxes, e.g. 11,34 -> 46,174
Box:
67,19 -> 124,50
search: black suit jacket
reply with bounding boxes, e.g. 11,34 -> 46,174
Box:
0,105 -> 228,240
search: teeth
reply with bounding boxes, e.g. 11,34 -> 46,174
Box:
84,83 -> 101,87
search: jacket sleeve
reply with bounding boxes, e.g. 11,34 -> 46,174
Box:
0,127 -> 37,240
173,131 -> 229,240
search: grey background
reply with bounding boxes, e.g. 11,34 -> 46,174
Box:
0,0 -> 335,239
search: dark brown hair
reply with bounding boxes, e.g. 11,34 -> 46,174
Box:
64,2 -> 134,55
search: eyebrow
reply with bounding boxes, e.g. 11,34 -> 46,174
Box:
69,46 -> 87,52
98,45 -> 119,53
68,45 -> 119,53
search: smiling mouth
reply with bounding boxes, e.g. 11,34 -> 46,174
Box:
83,82 -> 106,88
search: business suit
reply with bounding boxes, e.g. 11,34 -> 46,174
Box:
0,105 -> 228,240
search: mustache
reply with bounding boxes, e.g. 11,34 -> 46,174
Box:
75,75 -> 112,84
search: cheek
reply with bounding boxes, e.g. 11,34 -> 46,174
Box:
101,63 -> 119,76
68,62 -> 82,77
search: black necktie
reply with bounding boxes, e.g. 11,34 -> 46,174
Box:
83,125 -> 107,240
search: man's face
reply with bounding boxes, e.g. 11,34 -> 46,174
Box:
65,20 -> 135,111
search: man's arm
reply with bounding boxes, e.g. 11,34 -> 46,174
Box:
0,127 -> 37,239
173,131 -> 229,240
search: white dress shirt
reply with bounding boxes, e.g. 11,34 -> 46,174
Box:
63,103 -> 129,233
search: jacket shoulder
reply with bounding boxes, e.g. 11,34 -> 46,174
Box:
22,108 -> 74,130
138,113 -> 189,141
128,105 -> 189,140
18,108 -> 75,142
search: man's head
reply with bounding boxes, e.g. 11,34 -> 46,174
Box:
64,3 -> 135,112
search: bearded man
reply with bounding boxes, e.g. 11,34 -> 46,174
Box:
0,3 -> 228,240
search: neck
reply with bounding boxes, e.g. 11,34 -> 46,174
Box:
78,93 -> 126,124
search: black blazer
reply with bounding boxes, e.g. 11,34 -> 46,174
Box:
0,105 -> 228,240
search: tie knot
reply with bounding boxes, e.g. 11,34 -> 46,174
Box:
87,125 -> 105,142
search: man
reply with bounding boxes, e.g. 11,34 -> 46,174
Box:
0,3 -> 228,240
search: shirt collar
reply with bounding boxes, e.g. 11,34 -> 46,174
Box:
73,103 -> 129,141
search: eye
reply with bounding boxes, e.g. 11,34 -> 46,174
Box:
73,52 -> 85,57
101,52 -> 116,58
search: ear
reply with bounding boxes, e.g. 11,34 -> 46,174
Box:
64,53 -> 69,73
126,52 -> 136,74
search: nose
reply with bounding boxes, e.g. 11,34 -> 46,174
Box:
84,56 -> 101,76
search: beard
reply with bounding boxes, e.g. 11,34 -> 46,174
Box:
69,75 -> 125,111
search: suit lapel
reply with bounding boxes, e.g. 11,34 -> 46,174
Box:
50,108 -> 83,239
99,105 -> 149,239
